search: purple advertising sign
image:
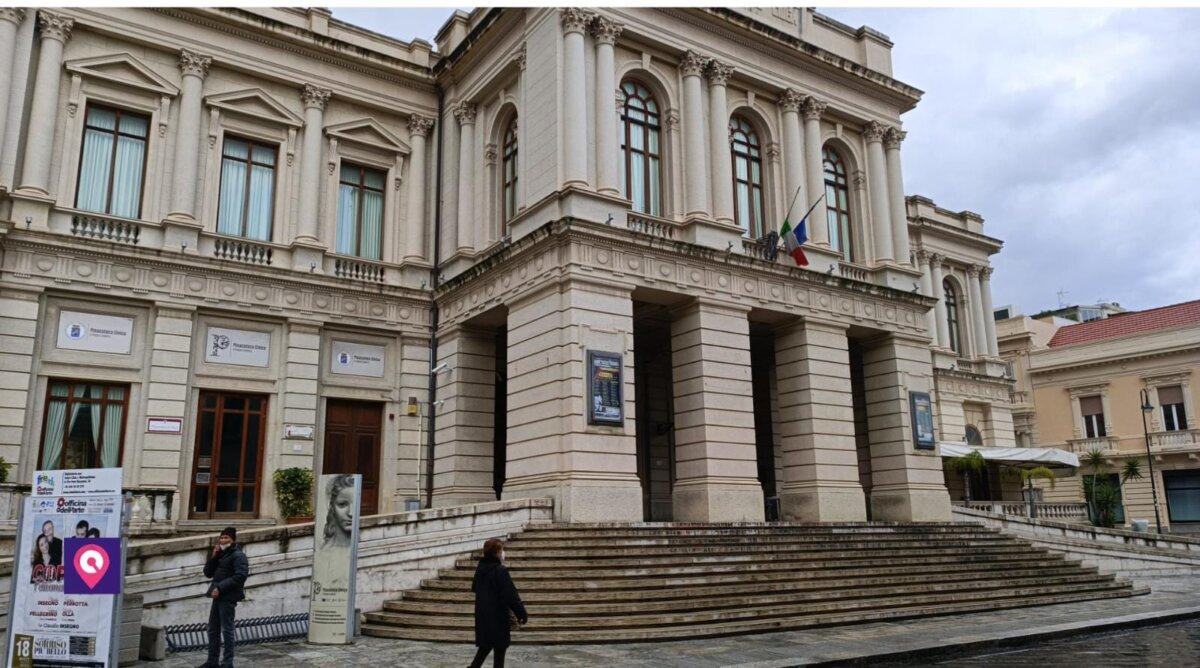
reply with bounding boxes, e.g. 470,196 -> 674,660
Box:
64,538 -> 122,595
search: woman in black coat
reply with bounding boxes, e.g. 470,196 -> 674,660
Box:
469,538 -> 527,668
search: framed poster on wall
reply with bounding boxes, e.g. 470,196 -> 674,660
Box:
909,391 -> 936,450
587,351 -> 623,426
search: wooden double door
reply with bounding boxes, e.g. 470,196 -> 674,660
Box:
322,399 -> 382,516
191,390 -> 268,519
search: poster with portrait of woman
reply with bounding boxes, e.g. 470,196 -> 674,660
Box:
307,474 -> 361,644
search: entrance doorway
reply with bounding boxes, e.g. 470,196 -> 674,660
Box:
191,390 -> 268,519
634,304 -> 675,521
323,399 -> 382,515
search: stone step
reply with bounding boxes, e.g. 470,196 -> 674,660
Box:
401,564 -> 1102,603
385,572 -> 1117,617
502,532 -> 1012,550
362,586 -> 1136,644
518,524 -> 993,539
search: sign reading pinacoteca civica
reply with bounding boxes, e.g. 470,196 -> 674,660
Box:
330,341 -> 385,377
56,311 -> 134,354
204,326 -> 270,367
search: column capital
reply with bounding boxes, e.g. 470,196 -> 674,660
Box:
705,59 -> 734,86
37,10 -> 73,43
590,16 -> 623,45
178,49 -> 212,79
966,264 -> 982,278
914,248 -> 931,265
680,50 -> 708,77
884,127 -> 907,150
980,266 -> 994,279
483,143 -> 497,166
665,109 -> 680,132
301,83 -> 332,110
864,120 -> 889,143
0,8 -> 26,26
453,102 -> 477,126
513,44 -> 527,70
801,96 -> 828,121
777,88 -> 804,112
407,114 -> 435,138
560,7 -> 594,35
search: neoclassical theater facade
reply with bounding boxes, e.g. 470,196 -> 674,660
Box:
0,7 -> 1013,534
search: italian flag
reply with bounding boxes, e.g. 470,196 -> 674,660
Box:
780,216 -> 809,267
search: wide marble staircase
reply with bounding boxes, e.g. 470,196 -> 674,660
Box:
362,522 -> 1144,643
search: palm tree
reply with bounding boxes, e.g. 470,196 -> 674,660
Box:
1121,458 -> 1144,484
1003,464 -> 1057,518
1081,448 -> 1108,523
946,450 -> 987,503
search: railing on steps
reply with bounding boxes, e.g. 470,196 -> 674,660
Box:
164,613 -> 309,653
955,500 -> 1089,521
70,213 -> 141,245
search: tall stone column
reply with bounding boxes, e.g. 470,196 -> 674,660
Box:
864,121 -> 894,263
680,50 -> 709,219
967,266 -> 989,358
980,267 -> 999,357
454,103 -> 477,254
774,318 -> 867,521
18,11 -> 72,195
431,324 -> 498,507
405,115 -> 434,261
930,256 -> 950,349
777,89 -> 806,224
916,251 -> 940,347
0,8 -> 26,164
560,8 -> 590,187
706,59 -> 735,226
670,299 -> 764,521
591,16 -> 622,195
440,104 -> 460,257
802,97 -> 829,247
884,127 -> 911,265
0,9 -> 34,190
862,334 -> 951,521
295,84 -> 331,245
166,50 -> 212,223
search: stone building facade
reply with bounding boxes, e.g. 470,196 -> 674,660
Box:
0,7 -> 1013,534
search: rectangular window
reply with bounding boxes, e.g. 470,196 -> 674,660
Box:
1159,385 -> 1187,432
1081,395 -> 1106,438
1164,470 -> 1200,523
216,136 -> 276,241
336,163 -> 385,260
39,380 -> 129,470
75,105 -> 149,219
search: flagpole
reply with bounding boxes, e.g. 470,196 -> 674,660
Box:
783,185 -> 804,223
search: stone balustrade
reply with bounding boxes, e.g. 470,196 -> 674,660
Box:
328,254 -> 388,283
70,212 -> 142,245
1067,435 -> 1120,454
1149,429 -> 1200,450
837,262 -> 870,282
626,211 -> 679,240
209,234 -> 278,266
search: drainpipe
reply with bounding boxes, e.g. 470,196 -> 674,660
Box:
424,84 -> 444,508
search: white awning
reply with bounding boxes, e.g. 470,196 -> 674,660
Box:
939,442 -> 1080,469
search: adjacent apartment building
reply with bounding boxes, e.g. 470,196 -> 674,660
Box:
0,7 -> 1016,536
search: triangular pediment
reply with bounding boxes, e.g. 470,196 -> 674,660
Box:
65,53 -> 179,96
205,88 -> 303,127
325,118 -> 410,155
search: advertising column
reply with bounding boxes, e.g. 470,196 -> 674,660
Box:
307,474 -> 361,644
6,468 -> 125,668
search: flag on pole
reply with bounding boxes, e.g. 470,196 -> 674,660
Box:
779,191 -> 824,268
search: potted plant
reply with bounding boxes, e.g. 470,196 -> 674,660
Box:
272,467 -> 314,524
946,450 -> 987,503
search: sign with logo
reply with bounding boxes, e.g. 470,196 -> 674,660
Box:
587,350 -> 623,426
55,311 -> 134,355
283,424 -> 314,440
308,474 -> 361,645
146,417 -> 183,434
6,469 -> 125,668
329,341 -> 385,378
909,391 -> 936,450
204,326 -> 270,367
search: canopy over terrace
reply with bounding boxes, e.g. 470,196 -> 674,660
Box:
940,442 -> 1080,475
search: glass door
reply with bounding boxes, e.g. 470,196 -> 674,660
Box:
191,390 -> 268,519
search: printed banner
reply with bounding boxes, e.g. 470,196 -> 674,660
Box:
55,312 -> 133,355
329,341 -> 385,378
587,351 -> 623,425
307,474 -> 361,644
32,469 -> 124,498
204,327 -> 270,367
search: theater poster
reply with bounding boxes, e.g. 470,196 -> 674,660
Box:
307,474 -> 361,644
6,469 -> 125,668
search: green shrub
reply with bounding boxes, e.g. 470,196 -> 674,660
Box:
272,467 -> 313,519
0,456 -> 9,484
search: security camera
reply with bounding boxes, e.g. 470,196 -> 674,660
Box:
431,362 -> 449,374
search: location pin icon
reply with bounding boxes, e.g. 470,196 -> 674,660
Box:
75,545 -> 109,589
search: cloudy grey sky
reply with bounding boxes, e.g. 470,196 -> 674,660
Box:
333,7 -> 1200,314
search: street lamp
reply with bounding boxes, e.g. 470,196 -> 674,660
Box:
1139,388 -> 1164,534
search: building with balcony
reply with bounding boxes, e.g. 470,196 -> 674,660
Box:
0,7 -> 1016,536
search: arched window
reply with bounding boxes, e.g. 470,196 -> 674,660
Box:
729,115 -> 764,236
823,147 -> 853,261
620,81 -> 661,216
965,425 -> 984,446
501,115 -> 518,227
944,278 -> 962,354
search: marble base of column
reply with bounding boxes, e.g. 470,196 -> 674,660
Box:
503,474 -> 642,523
672,478 -> 765,522
780,483 -> 867,522
870,485 -> 952,522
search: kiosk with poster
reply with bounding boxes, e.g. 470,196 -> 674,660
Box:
307,474 -> 361,644
5,468 -> 127,668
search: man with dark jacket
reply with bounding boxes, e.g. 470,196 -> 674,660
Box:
200,527 -> 249,668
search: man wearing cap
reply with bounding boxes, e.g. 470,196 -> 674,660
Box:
201,527 -> 249,668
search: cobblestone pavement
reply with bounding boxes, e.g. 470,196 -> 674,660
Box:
151,577 -> 1200,667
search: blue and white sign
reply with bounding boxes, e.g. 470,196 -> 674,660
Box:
56,311 -> 134,355
329,341 -> 385,378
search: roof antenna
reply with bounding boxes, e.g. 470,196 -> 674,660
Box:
1056,288 -> 1068,308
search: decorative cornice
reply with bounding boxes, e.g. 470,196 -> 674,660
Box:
407,114 -> 435,138
705,59 -> 735,86
453,103 -> 477,126
301,84 -> 332,110
590,16 -> 623,45
560,8 -> 594,35
37,10 -> 73,43
777,89 -> 804,113
0,8 -> 26,26
884,127 -> 907,150
864,121 -> 889,143
178,49 -> 213,79
679,50 -> 708,77
801,96 -> 828,121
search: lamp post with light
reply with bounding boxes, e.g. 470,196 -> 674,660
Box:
1139,388 -> 1164,534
